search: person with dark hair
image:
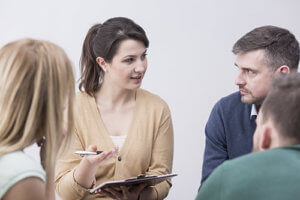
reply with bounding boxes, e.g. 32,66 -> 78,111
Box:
55,17 -> 174,200
196,73 -> 300,200
200,25 -> 300,186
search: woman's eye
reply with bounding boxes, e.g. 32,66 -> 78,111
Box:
124,58 -> 134,63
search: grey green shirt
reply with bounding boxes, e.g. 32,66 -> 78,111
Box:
197,145 -> 300,200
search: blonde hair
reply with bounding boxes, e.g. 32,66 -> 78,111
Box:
0,39 -> 75,198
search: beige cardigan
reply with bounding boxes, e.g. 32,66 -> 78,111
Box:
55,89 -> 174,200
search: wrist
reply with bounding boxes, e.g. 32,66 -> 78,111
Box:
73,168 -> 94,189
74,160 -> 98,188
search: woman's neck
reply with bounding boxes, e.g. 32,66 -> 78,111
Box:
94,82 -> 136,110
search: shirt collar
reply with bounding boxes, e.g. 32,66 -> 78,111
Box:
250,104 -> 258,120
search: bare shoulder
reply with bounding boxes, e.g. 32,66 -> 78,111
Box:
2,177 -> 45,200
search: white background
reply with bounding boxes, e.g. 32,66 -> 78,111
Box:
1,0 -> 300,199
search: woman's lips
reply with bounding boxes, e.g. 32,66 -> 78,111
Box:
130,75 -> 142,82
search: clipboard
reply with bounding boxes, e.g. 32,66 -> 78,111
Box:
90,173 -> 177,193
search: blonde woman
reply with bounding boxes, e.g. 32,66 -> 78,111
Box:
0,39 -> 116,200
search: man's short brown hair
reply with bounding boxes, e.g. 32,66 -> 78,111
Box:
261,73 -> 300,142
233,26 -> 300,71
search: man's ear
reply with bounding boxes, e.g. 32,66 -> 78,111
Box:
260,126 -> 272,150
275,65 -> 290,75
96,57 -> 108,72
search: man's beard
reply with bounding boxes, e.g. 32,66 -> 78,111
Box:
241,95 -> 265,105
240,87 -> 265,105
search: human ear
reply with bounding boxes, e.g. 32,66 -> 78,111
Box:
96,57 -> 108,72
260,126 -> 272,150
276,65 -> 290,75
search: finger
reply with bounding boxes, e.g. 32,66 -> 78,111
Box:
113,146 -> 119,154
99,189 -> 117,199
105,187 -> 122,199
132,183 -> 147,194
95,149 -> 116,163
95,151 -> 110,162
120,186 -> 130,197
107,147 -> 119,157
104,188 -> 121,200
94,189 -> 102,194
86,145 -> 97,152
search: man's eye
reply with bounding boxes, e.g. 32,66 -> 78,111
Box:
141,53 -> 147,60
246,69 -> 254,74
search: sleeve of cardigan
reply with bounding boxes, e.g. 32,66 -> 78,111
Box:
145,105 -> 174,200
55,128 -> 94,200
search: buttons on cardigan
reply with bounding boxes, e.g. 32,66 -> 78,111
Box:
118,156 -> 122,161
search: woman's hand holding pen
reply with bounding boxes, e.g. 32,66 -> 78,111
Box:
74,145 -> 119,189
82,145 -> 118,166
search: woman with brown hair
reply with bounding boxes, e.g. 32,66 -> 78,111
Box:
0,39 -> 116,200
55,17 -> 174,200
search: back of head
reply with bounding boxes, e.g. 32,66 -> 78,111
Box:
261,73 -> 300,143
79,17 -> 149,95
0,39 -> 75,194
233,25 -> 300,71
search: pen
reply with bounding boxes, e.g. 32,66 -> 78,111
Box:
75,150 -> 103,156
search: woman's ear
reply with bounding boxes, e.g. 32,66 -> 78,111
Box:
96,57 -> 107,72
275,65 -> 290,75
260,126 -> 272,150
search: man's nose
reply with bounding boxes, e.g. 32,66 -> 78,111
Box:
235,71 -> 246,86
